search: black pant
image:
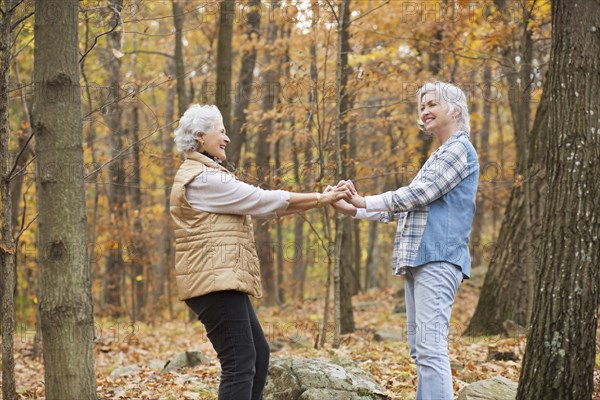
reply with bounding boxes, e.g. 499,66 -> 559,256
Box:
185,290 -> 270,400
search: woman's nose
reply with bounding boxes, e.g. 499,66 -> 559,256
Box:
224,134 -> 231,143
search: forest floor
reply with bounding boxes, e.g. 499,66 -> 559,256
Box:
4,267 -> 600,399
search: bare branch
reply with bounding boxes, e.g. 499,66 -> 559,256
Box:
7,130 -> 33,181
324,0 -> 339,25
84,121 -> 174,179
349,1 -> 389,24
79,16 -> 120,64
9,154 -> 35,181
10,10 -> 32,30
14,212 -> 36,241
123,49 -> 174,59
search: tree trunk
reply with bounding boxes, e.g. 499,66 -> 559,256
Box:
159,66 -> 177,317
215,0 -> 234,133
173,0 -> 187,117
103,0 -> 125,317
129,95 -> 145,321
228,0 -> 260,168
33,1 -> 97,398
516,1 -> 600,398
255,0 -> 281,306
335,0 -> 355,336
127,3 -> 145,322
1,1 -> 17,398
470,66 -> 492,269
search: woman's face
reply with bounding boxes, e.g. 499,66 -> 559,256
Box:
200,118 -> 230,161
420,91 -> 454,135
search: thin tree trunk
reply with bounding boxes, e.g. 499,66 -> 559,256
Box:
103,0 -> 125,317
1,1 -> 18,398
275,139 -> 285,304
228,0 -> 260,167
33,1 -> 97,398
335,0 -> 355,336
173,0 -> 187,117
159,65 -> 177,317
215,0 -> 234,133
255,0 -> 281,306
81,13 -> 101,312
10,59 -> 32,235
128,0 -> 145,322
517,1 -> 600,397
471,66 -> 492,269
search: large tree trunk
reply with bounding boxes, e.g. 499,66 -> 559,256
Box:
1,1 -> 17,398
516,1 -> 600,398
465,2 -> 540,335
103,0 -> 125,317
215,0 -> 234,133
33,1 -> 97,398
228,0 -> 260,167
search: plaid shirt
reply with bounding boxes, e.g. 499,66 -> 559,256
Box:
355,131 -> 472,275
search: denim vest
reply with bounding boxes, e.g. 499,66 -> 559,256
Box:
413,136 -> 479,278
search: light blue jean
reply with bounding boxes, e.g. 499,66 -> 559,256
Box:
405,261 -> 463,400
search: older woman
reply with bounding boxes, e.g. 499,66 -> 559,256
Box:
170,104 -> 350,400
331,82 -> 479,400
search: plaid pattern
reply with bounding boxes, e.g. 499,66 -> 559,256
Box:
364,131 -> 472,276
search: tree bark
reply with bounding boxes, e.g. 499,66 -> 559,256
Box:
159,64 -> 177,317
173,0 -> 187,117
1,1 -> 17,398
103,0 -> 125,317
215,0 -> 234,133
254,0 -> 281,306
470,66 -> 492,270
334,0 -> 355,337
33,1 -> 97,398
516,1 -> 600,398
228,0 -> 260,167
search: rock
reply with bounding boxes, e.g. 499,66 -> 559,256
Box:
373,329 -> 403,343
458,376 -> 518,400
264,357 -> 389,400
392,299 -> 406,314
109,364 -> 141,378
149,359 -> 166,370
161,350 -> 211,373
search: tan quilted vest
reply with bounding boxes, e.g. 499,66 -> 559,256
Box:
169,151 -> 262,300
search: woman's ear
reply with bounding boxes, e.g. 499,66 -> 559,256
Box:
195,132 -> 205,146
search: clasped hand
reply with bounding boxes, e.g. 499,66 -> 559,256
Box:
323,180 -> 366,215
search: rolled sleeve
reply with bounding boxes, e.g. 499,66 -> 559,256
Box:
367,141 -> 469,213
186,172 -> 290,218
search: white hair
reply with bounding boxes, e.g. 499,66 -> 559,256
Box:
173,104 -> 223,154
416,82 -> 470,134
